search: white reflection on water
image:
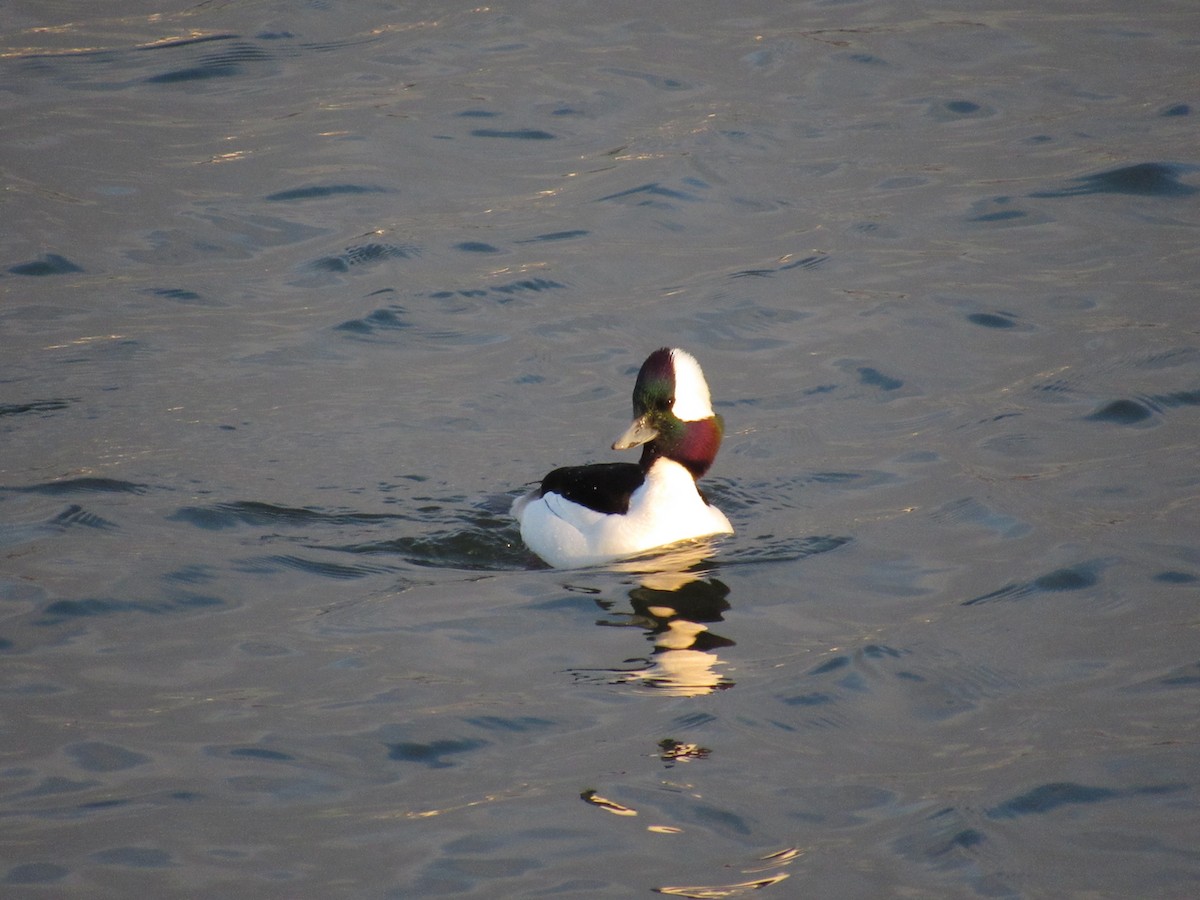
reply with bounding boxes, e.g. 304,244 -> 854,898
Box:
569,539 -> 737,696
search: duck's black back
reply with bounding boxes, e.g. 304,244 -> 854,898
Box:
538,462 -> 645,515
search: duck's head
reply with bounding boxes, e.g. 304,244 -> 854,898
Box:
612,347 -> 724,478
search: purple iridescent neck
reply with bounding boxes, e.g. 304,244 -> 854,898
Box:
639,415 -> 724,479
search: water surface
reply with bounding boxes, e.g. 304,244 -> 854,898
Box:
2,1 -> 1198,897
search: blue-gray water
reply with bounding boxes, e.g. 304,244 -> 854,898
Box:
2,2 -> 1198,897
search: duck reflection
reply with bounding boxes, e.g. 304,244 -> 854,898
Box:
571,540 -> 736,696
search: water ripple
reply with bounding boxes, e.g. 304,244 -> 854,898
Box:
168,501 -> 403,531
5,478 -> 149,496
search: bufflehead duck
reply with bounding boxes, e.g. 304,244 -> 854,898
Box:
512,347 -> 733,568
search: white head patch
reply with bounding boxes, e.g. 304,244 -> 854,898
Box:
669,349 -> 715,421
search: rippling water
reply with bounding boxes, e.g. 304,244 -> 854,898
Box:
2,2 -> 1198,896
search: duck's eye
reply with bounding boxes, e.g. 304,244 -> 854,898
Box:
664,396 -> 675,410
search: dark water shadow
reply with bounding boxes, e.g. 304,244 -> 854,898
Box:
0,398 -> 79,418
962,559 -> 1111,605
15,29 -> 377,96
1030,162 -> 1198,198
987,781 -> 1186,819
7,254 -> 84,276
968,161 -> 1198,228
265,184 -> 392,202
1084,389 -> 1200,427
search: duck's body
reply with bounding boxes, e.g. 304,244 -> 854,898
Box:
512,348 -> 733,568
512,456 -> 732,569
